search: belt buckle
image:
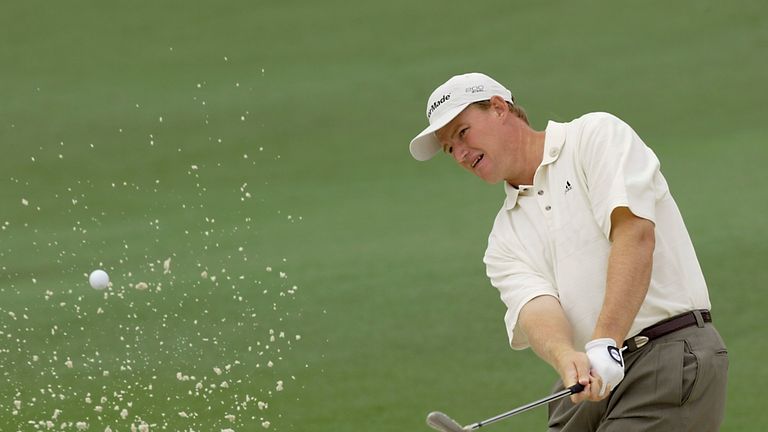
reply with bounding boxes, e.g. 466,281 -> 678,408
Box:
625,335 -> 650,352
632,335 -> 649,349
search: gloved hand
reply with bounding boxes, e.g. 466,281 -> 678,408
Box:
585,338 -> 625,396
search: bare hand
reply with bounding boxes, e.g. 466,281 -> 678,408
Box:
554,350 -> 592,403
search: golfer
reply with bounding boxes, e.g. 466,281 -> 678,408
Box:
409,73 -> 728,431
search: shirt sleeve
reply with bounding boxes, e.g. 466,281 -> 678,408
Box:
484,226 -> 559,350
578,113 -> 662,238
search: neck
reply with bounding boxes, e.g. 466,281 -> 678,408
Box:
505,128 -> 546,187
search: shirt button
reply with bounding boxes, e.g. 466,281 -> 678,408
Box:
537,190 -> 544,196
549,148 -> 559,157
545,205 -> 552,211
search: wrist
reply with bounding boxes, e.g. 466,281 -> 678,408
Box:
551,344 -> 576,361
585,338 -> 617,350
591,327 -> 626,346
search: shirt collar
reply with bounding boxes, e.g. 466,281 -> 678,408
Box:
503,120 -> 567,210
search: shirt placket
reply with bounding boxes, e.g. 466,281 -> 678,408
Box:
534,154 -> 559,278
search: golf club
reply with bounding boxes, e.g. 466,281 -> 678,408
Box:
426,383 -> 585,432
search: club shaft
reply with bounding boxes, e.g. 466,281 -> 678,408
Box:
467,385 -> 580,430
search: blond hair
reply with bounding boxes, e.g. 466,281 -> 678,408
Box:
472,99 -> 529,125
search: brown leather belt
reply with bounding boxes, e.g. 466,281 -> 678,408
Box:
623,310 -> 712,352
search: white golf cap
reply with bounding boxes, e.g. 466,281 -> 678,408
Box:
409,72 -> 514,161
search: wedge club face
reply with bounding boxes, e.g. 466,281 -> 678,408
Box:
426,411 -> 467,432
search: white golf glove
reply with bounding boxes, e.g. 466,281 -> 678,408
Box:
585,338 -> 625,396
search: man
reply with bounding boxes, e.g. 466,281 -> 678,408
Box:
409,72 -> 728,431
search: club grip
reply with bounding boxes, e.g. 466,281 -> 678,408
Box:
568,383 -> 585,394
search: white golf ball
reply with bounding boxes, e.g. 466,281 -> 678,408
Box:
89,269 -> 110,290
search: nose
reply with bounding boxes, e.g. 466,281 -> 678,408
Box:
451,141 -> 470,165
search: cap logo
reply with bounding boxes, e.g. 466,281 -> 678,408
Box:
465,85 -> 485,94
427,94 -> 451,119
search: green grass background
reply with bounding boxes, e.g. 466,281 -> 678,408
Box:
1,0 -> 766,430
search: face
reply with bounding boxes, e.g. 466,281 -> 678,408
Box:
435,99 -> 525,184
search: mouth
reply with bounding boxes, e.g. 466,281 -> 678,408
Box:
471,154 -> 484,168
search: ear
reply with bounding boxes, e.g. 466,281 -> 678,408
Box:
489,95 -> 508,118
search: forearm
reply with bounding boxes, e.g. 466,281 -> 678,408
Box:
520,295 -> 593,400
519,295 -> 576,369
592,209 -> 655,344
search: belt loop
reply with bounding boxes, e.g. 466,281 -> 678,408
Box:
693,310 -> 705,328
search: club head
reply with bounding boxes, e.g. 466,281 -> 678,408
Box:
426,411 -> 467,432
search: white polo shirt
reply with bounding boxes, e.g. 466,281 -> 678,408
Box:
484,112 -> 711,350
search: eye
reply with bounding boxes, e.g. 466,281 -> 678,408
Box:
458,127 -> 468,138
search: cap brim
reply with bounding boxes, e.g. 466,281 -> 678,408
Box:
409,104 -> 469,161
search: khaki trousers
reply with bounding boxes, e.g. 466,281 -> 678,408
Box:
548,323 -> 728,431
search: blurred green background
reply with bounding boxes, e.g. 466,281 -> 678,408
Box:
1,0 -> 766,430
